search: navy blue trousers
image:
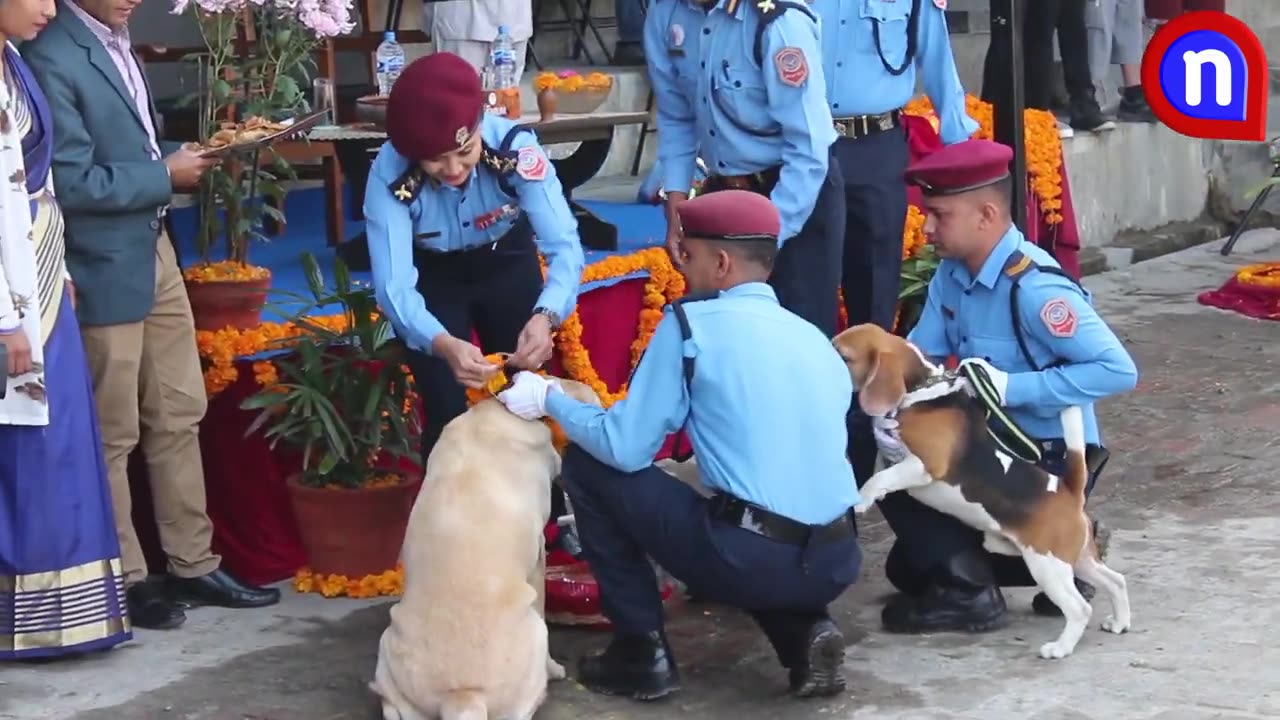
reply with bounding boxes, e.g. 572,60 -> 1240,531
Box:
767,155 -> 847,339
560,446 -> 861,664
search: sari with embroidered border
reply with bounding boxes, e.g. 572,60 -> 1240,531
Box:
0,43 -> 131,660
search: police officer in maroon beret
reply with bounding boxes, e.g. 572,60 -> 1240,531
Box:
364,52 -> 585,459
497,190 -> 863,701
868,139 -> 1135,633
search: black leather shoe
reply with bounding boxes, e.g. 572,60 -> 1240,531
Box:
577,631 -> 680,701
882,551 -> 1007,634
788,619 -> 847,699
168,568 -> 281,609
1033,518 -> 1110,616
126,581 -> 186,630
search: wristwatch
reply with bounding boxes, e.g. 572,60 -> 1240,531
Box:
533,306 -> 560,327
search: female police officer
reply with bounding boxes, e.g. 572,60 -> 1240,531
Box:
364,52 -> 586,457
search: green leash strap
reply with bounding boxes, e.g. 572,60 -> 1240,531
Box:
958,362 -> 1043,465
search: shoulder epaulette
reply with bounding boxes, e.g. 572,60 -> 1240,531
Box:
750,0 -> 814,22
481,144 -> 518,175
389,165 -> 426,205
1002,250 -> 1038,282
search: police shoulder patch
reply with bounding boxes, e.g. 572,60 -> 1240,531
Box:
773,46 -> 809,87
1039,297 -> 1078,338
516,146 -> 549,181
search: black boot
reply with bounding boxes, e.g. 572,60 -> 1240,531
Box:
1033,518 -> 1110,616
881,551 -> 1007,634
788,619 -> 847,699
577,631 -> 680,701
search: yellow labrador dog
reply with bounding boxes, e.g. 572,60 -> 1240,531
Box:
371,378 -> 600,720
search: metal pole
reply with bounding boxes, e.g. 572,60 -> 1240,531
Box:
991,0 -> 1027,230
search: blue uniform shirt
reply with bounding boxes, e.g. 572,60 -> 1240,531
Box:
363,115 -> 586,353
644,0 -> 837,243
810,0 -> 977,145
546,283 -> 861,525
907,226 -> 1138,443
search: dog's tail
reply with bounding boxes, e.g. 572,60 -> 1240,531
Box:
1059,406 -> 1088,503
440,689 -> 487,720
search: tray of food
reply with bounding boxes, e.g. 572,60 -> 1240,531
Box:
198,110 -> 329,158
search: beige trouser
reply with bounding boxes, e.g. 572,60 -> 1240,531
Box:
81,233 -> 220,586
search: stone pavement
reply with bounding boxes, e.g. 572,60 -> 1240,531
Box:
4,231 -> 1280,720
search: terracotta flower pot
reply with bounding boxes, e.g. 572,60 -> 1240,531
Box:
286,473 -> 422,578
186,275 -> 271,332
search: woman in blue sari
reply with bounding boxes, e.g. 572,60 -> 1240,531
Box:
0,0 -> 131,660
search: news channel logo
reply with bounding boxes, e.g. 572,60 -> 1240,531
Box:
1140,11 -> 1268,142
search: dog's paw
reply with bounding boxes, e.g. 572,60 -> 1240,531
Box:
1101,615 -> 1130,634
547,658 -> 567,680
853,499 -> 876,514
1038,640 -> 1075,660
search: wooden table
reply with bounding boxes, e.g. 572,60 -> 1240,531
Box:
309,109 -> 653,254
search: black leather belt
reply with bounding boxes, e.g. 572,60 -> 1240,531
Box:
707,494 -> 854,547
704,166 -> 782,196
833,110 -> 902,140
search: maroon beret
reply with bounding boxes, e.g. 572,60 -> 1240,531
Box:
676,190 -> 781,242
386,53 -> 484,162
905,139 -> 1013,196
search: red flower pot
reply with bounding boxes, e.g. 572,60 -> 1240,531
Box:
186,276 -> 271,332
285,473 -> 422,578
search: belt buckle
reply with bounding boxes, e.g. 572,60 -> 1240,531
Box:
877,112 -> 894,131
857,116 -> 870,136
833,120 -> 848,137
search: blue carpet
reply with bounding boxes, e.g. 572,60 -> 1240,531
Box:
170,185 -> 668,322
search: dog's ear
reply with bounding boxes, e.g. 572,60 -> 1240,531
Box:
858,349 -> 906,417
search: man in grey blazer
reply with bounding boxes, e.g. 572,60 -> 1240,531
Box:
23,0 -> 280,630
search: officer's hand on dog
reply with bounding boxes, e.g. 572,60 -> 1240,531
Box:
433,335 -> 497,389
497,371 -> 560,420
510,313 -> 554,370
871,416 -> 908,465
958,357 -> 1010,404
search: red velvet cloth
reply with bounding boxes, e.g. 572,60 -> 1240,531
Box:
1145,0 -> 1224,20
902,115 -> 1083,280
1197,275 -> 1280,321
130,277 -> 670,586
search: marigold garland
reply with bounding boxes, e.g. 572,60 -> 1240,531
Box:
1236,262 -> 1280,289
182,261 -> 272,283
464,354 -> 570,453
293,564 -> 405,599
903,94 -> 1064,225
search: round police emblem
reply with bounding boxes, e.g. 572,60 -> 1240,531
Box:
670,23 -> 685,47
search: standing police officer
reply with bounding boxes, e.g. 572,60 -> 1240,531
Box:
871,139 -> 1137,633
808,0 -> 977,534
363,53 -> 586,458
496,191 -> 862,701
644,0 -> 845,337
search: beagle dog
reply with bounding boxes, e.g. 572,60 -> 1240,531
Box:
833,324 -> 1131,660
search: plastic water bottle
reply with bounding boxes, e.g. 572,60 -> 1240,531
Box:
375,31 -> 405,96
490,25 -> 518,91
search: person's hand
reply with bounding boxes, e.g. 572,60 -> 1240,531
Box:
958,357 -> 1009,405
510,313 -> 554,370
65,278 -> 76,310
871,415 -> 909,465
432,335 -> 498,389
1,328 -> 33,377
164,145 -> 217,190
497,371 -> 560,420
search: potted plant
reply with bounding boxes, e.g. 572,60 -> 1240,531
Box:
173,0 -> 355,331
240,253 -> 421,579
896,243 -> 940,336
